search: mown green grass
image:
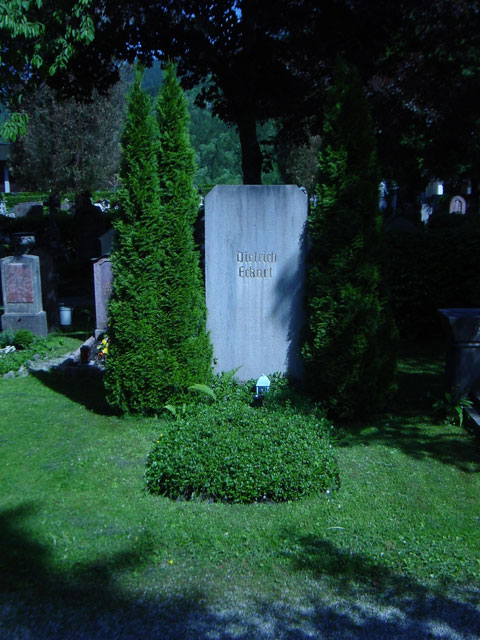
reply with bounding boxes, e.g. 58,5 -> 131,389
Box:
0,343 -> 479,637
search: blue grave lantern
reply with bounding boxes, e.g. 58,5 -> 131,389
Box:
255,374 -> 271,396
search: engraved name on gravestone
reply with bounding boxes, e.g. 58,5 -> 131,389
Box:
93,256 -> 113,339
205,185 -> 308,380
0,254 -> 47,336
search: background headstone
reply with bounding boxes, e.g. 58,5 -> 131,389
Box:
93,257 -> 113,339
31,247 -> 58,329
449,195 -> 467,214
99,228 -> 115,257
205,185 -> 308,380
12,202 -> 44,219
1,254 -> 48,336
74,191 -> 106,260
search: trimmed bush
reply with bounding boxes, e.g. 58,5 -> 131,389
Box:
154,62 -> 212,393
104,69 -> 166,413
105,65 -> 211,414
145,401 -> 339,503
13,329 -> 35,350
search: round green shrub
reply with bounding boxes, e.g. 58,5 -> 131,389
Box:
145,402 -> 339,503
13,329 -> 35,350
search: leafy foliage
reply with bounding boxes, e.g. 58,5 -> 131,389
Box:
302,61 -> 397,420
145,398 -> 339,503
12,329 -> 35,350
105,66 -> 211,414
432,392 -> 473,428
0,329 -> 16,348
187,86 -> 243,187
9,83 -> 125,192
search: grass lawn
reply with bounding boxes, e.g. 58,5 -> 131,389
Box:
0,340 -> 479,639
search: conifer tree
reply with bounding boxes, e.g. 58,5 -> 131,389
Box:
105,67 -> 211,414
154,62 -> 212,393
302,60 -> 397,419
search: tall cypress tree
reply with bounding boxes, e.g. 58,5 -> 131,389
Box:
154,63 -> 212,392
105,67 -> 211,414
302,60 -> 397,420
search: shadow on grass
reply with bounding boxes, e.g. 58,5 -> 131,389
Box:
337,346 -> 480,473
273,531 -> 480,640
337,414 -> 480,473
30,369 -> 118,416
2,504 -> 479,639
0,503 -> 222,640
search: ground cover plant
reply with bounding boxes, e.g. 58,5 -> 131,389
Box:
145,377 -> 339,503
0,340 -> 479,638
0,330 -> 81,376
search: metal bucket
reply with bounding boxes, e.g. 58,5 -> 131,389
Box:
59,305 -> 73,327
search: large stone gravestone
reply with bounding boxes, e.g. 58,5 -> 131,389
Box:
1,254 -> 47,336
93,256 -> 113,339
205,185 -> 308,380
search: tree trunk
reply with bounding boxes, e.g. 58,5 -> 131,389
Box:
237,116 -> 263,184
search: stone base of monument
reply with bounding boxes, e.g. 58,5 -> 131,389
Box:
1,311 -> 48,337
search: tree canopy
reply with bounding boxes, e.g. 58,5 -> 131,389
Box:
2,0 -> 480,187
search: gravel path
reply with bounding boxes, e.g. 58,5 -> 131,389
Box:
1,583 -> 479,639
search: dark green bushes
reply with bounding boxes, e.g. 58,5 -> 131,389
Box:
385,218 -> 480,339
302,61 -> 397,420
145,398 -> 339,503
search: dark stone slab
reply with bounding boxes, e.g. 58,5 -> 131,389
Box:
439,308 -> 480,399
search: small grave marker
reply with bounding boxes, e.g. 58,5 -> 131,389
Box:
449,195 -> 467,214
